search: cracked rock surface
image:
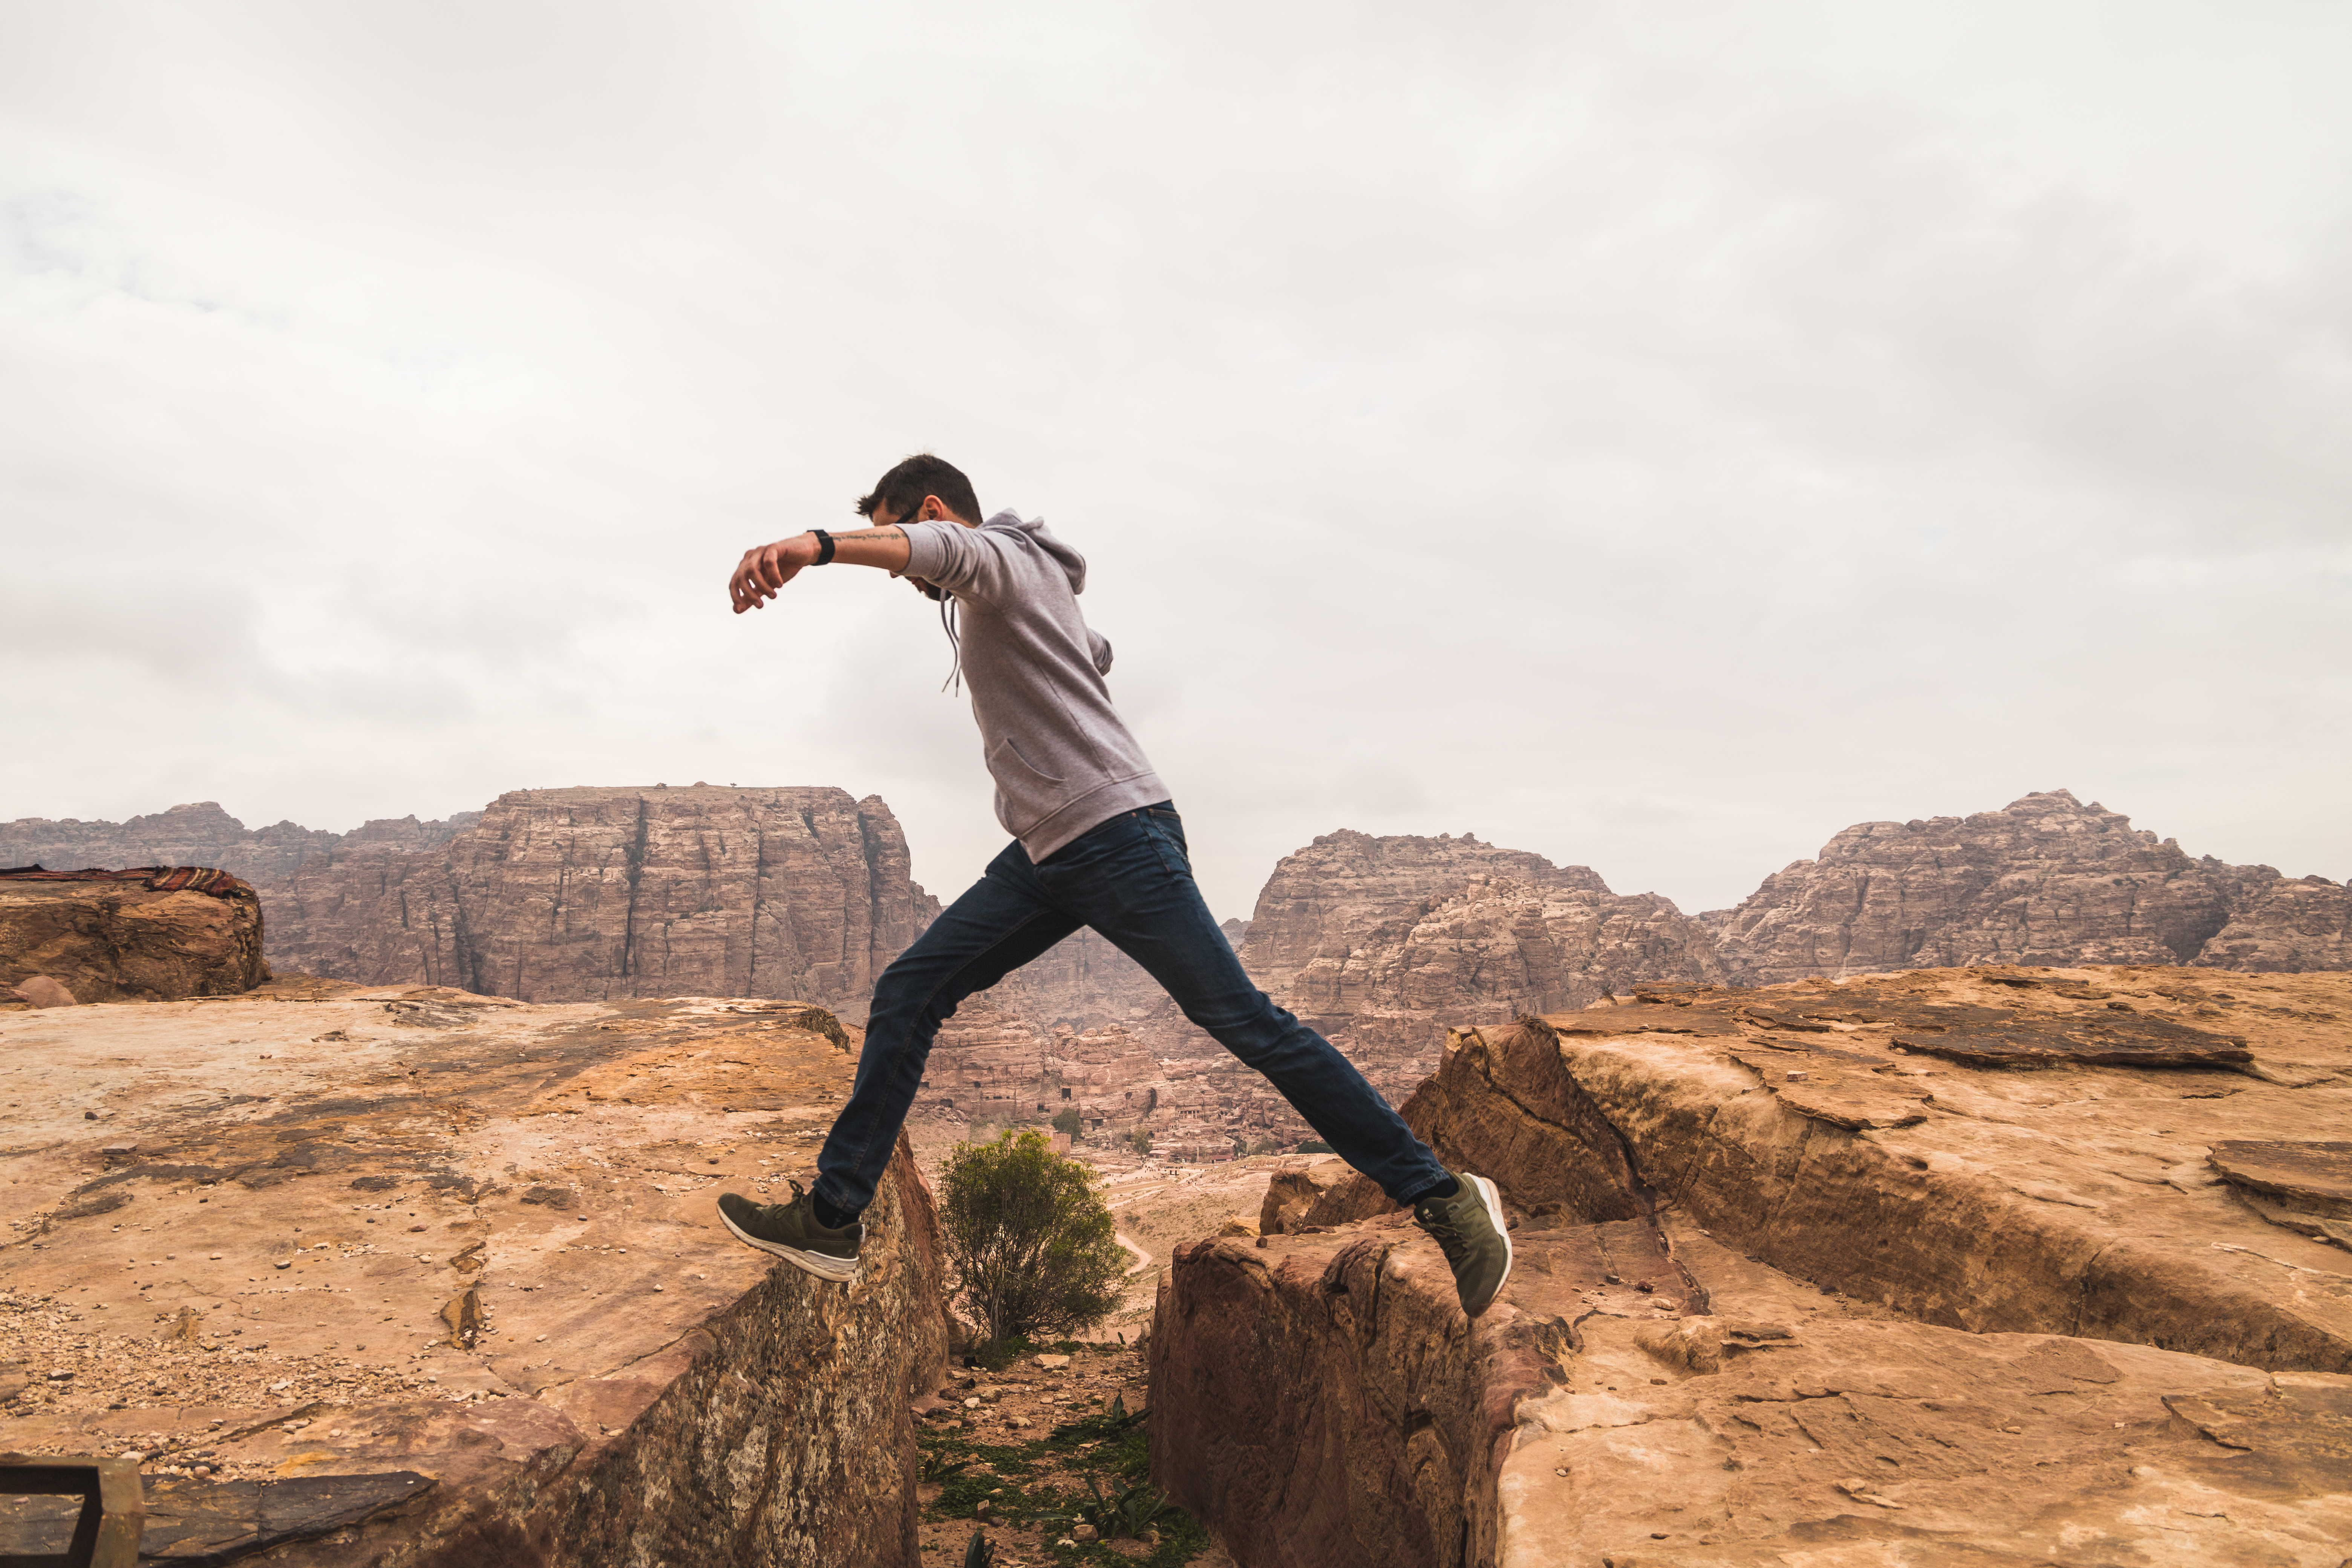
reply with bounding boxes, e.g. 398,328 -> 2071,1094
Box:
0,980 -> 948,1566
1153,964 -> 2352,1566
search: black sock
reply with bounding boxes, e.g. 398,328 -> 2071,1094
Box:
810,1192 -> 856,1231
1412,1175 -> 1460,1206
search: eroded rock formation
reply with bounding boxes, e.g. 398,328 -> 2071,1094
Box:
1710,788 -> 2350,982
0,983 -> 949,1566
930,831 -> 1726,1161
1153,964 -> 2352,1565
265,786 -> 939,1016
0,870 -> 267,1003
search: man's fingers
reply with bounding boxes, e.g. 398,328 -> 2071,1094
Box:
756,545 -> 792,593
729,550 -> 776,613
730,537 -> 809,616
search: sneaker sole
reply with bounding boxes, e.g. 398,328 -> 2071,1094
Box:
718,1205 -> 861,1283
1466,1171 -> 1513,1312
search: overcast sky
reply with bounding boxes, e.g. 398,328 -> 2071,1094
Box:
4,3 -> 2348,922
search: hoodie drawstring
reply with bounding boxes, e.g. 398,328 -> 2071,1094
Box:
938,594 -> 963,697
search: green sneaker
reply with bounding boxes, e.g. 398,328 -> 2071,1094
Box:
1413,1170 -> 1513,1315
717,1182 -> 862,1282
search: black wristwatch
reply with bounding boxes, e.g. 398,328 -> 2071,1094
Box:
811,528 -> 836,565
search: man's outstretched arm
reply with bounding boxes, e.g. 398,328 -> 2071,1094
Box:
729,526 -> 912,614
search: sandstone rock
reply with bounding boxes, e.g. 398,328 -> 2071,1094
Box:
1156,1213 -> 2352,1566
1151,963 -> 2352,1566
1,870 -> 266,1003
265,786 -> 939,1015
2208,1139 -> 2352,1221
1478,969 -> 2352,1372
1256,1161 -> 1354,1235
2198,873 -> 2352,972
1709,788 -> 2347,982
0,984 -> 950,1566
11,974 -> 75,1007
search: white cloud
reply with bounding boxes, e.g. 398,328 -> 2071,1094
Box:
2,1 -> 2347,922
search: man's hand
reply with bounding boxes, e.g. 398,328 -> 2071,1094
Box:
730,525 -> 916,614
730,534 -> 817,614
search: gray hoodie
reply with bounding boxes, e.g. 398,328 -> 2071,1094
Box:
900,510 -> 1169,861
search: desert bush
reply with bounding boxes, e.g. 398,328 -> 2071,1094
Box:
1050,1107 -> 1084,1138
941,1129 -> 1126,1344
1125,1128 -> 1153,1155
1297,1139 -> 1334,1154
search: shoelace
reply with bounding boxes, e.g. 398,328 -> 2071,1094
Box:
1416,1198 -> 1471,1263
755,1179 -> 808,1222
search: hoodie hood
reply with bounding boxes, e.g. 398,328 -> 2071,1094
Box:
982,509 -> 1088,597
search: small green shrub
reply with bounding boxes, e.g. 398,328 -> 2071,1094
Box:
1297,1140 -> 1333,1154
1073,1474 -> 1175,1540
1050,1107 -> 1085,1138
1125,1128 -> 1153,1155
942,1129 -> 1127,1344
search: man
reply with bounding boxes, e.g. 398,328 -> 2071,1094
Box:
719,454 -> 1511,1314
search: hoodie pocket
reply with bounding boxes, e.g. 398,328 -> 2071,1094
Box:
987,735 -> 1071,835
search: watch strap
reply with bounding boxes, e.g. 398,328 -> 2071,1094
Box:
812,528 -> 836,565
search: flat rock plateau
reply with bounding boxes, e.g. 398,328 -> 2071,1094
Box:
0,982 -> 949,1566
1151,965 -> 2352,1566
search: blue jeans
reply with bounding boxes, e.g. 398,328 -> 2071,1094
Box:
814,802 -> 1452,1217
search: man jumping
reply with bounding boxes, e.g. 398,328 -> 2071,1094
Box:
717,454 -> 1510,1314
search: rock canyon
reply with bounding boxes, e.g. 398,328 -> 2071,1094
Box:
7,787 -> 2346,1165
6,783 -> 2351,1565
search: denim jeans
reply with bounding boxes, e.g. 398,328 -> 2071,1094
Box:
814,801 -> 1452,1217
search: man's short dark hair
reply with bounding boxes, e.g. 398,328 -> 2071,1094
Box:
858,453 -> 981,526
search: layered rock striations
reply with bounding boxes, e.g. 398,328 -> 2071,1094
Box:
1155,965 -> 2352,1566
1234,832 -> 1724,1101
265,786 -> 939,1015
1710,788 -> 2350,982
0,801 -> 479,885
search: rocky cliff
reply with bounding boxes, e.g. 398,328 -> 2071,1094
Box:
0,871 -> 268,1003
1,982 -> 951,1566
1153,965 -> 2352,1565
1710,788 -> 2350,983
1233,831 -> 1724,1099
265,786 -> 939,1016
0,801 -> 481,884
